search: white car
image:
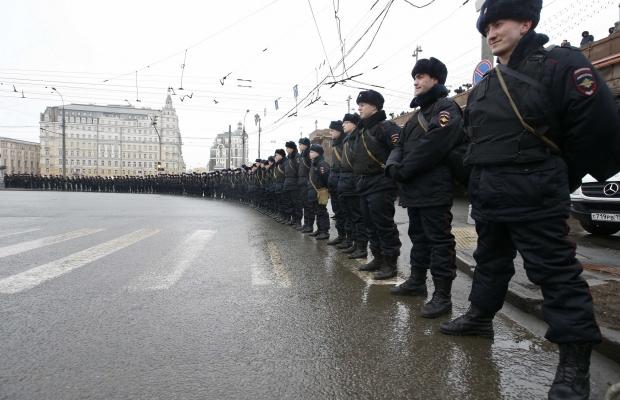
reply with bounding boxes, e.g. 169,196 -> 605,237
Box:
570,173 -> 620,236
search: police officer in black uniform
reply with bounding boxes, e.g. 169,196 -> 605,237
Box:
440,1 -> 620,398
353,90 -> 402,280
283,141 -> 302,228
298,137 -> 315,233
326,120 -> 347,246
308,144 -> 330,240
337,113 -> 366,255
386,57 -> 463,318
272,149 -> 286,222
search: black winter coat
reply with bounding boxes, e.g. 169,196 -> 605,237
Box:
352,110 -> 400,195
386,85 -> 463,208
283,151 -> 300,191
307,156 -> 330,202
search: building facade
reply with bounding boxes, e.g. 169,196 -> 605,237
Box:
208,122 -> 247,171
0,137 -> 41,181
39,94 -> 185,177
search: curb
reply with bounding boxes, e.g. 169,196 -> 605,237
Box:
455,254 -> 620,365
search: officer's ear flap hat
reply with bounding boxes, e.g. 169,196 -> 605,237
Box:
411,57 -> 448,85
275,149 -> 286,157
299,137 -> 311,146
343,113 -> 361,125
309,144 -> 324,155
476,0 -> 542,37
285,141 -> 297,149
329,120 -> 344,133
356,90 -> 384,110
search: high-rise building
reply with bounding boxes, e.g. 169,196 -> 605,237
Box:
39,94 -> 185,177
208,122 -> 247,171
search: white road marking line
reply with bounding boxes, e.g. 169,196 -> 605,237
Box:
133,230 -> 216,291
266,241 -> 291,288
0,228 -> 42,239
0,228 -> 104,259
0,228 -> 160,294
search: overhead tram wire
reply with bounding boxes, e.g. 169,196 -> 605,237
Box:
270,0 -> 399,125
308,0 -> 337,81
100,0 -> 283,84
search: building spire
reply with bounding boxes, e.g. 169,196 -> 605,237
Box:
165,91 -> 173,109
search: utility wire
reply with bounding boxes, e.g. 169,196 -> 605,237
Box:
307,0 -> 337,81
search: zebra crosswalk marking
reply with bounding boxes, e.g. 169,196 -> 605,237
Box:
0,228 -> 104,259
0,228 -> 160,294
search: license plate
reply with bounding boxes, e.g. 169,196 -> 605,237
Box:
591,213 -> 620,222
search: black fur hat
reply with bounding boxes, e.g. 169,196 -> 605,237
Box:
299,137 -> 311,146
274,149 -> 286,158
343,113 -> 361,125
309,144 -> 324,155
477,0 -> 542,37
267,156 -> 275,163
356,90 -> 384,110
285,141 -> 297,149
411,57 -> 448,85
329,120 -> 344,133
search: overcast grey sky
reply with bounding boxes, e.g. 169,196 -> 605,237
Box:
0,0 -> 617,169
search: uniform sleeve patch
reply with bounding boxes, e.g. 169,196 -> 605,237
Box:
438,111 -> 451,127
573,67 -> 597,96
390,133 -> 399,144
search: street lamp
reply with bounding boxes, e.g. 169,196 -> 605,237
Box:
150,115 -> 163,174
50,87 -> 66,177
254,113 -> 262,159
242,109 -> 250,164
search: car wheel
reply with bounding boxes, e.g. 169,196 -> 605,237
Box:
580,221 -> 620,236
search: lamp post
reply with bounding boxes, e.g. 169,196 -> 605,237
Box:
227,124 -> 232,169
242,109 -> 250,165
151,115 -> 163,174
51,87 -> 66,177
254,113 -> 262,159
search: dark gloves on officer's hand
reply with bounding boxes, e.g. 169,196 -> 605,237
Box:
385,163 -> 402,181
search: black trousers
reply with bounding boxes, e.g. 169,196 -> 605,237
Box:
407,205 -> 456,281
360,189 -> 401,257
342,194 -> 366,243
302,186 -> 316,228
329,190 -> 347,237
283,190 -> 303,223
314,201 -> 330,233
469,218 -> 602,344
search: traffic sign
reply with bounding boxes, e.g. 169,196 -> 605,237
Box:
473,59 -> 493,86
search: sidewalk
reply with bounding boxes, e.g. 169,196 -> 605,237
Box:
387,198 -> 620,364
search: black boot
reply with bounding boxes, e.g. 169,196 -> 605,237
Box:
421,279 -> 452,318
302,226 -> 314,233
390,269 -> 427,297
315,232 -> 330,240
326,236 -> 345,246
358,252 -> 383,272
374,255 -> 397,280
309,230 -> 320,237
348,242 -> 368,259
439,304 -> 494,338
548,343 -> 592,400
336,239 -> 353,250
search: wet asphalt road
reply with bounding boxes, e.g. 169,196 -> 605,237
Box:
1,191 -> 619,400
